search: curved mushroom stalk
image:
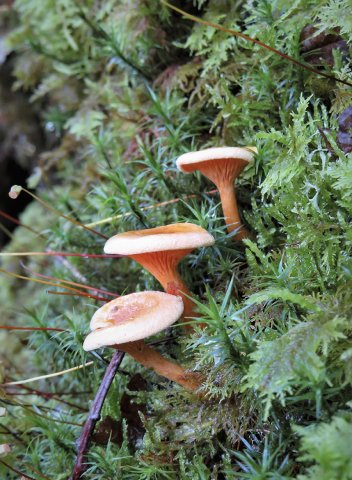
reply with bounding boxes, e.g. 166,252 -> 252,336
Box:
83,292 -> 203,392
117,340 -> 202,392
200,159 -> 250,239
176,147 -> 256,240
217,183 -> 245,237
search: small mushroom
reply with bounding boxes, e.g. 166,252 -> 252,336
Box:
176,147 -> 256,240
83,291 -> 201,391
104,223 -> 214,320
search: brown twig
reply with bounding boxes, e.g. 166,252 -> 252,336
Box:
22,464 -> 51,480
0,460 -> 36,480
5,384 -> 87,412
0,267 -> 115,299
47,290 -> 108,302
0,326 -> 65,332
0,209 -> 43,237
1,398 -> 84,427
21,263 -> 118,298
23,463 -> 51,480
71,351 -> 125,480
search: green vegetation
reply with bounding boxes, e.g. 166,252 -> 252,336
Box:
0,0 -> 351,478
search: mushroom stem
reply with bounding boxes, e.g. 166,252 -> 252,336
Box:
117,340 -> 202,392
131,251 -> 197,323
218,182 -> 250,240
154,270 -> 195,320
176,148 -> 255,241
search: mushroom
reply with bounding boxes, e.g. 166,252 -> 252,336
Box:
104,223 -> 215,321
83,291 -> 201,391
176,147 -> 256,240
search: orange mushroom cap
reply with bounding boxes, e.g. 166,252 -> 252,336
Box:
83,291 -> 184,351
176,147 -> 256,240
104,223 -> 214,255
177,146 -> 255,170
176,146 -> 256,185
103,223 -> 214,322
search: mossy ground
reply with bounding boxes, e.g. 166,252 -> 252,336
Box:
0,1 -> 352,478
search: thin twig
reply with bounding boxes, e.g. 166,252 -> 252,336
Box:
0,209 -> 43,237
162,1 -> 352,87
0,326 -> 65,332
0,460 -> 36,480
2,398 -> 67,414
1,398 -> 84,426
47,290 -> 108,302
2,362 -> 94,386
0,267 -> 115,299
22,264 -> 117,298
23,463 -> 51,480
71,351 -> 125,480
5,384 -> 87,412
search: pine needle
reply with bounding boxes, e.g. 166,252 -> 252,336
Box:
2,362 -> 94,386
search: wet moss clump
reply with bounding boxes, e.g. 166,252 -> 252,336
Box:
1,1 -> 352,478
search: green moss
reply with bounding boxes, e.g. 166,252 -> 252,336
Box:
1,0 -> 351,478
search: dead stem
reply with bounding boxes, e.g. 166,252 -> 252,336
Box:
71,351 -> 125,480
22,264 -> 118,297
0,267 -> 113,298
47,290 -> 108,302
2,361 -> 94,386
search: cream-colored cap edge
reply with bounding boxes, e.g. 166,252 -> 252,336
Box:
83,293 -> 184,351
104,225 -> 215,255
176,146 -> 256,172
